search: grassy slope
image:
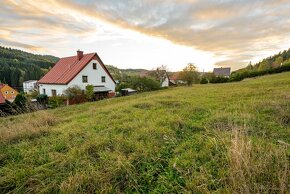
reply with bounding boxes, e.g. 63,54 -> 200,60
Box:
0,73 -> 290,193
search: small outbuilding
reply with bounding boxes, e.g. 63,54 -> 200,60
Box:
0,84 -> 18,102
23,80 -> 38,94
120,88 -> 137,96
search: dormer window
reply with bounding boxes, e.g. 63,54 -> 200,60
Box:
93,63 -> 97,70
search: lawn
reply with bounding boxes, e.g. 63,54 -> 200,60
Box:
0,72 -> 289,193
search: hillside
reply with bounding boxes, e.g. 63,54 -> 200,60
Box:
0,72 -> 289,193
235,48 -> 290,73
0,46 -> 59,89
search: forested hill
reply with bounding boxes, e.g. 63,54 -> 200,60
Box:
235,48 -> 290,73
0,46 -> 59,89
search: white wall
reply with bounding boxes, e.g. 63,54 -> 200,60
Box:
161,77 -> 169,87
68,59 -> 115,91
39,59 -> 115,96
23,81 -> 37,93
38,84 -> 67,96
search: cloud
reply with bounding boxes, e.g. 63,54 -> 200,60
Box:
0,38 -> 44,51
58,0 -> 290,66
0,0 -> 289,69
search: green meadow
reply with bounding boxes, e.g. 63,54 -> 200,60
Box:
0,72 -> 289,193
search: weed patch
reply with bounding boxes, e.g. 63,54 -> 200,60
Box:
0,111 -> 57,144
133,102 -> 153,109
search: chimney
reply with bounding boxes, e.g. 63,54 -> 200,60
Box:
77,50 -> 83,60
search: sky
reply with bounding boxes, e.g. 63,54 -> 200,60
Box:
1,0 -> 290,72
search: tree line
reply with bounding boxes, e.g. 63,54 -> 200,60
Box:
0,46 -> 58,89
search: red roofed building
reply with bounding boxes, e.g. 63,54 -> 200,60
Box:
38,51 -> 116,97
169,72 -> 184,85
0,92 -> 5,104
0,84 -> 18,103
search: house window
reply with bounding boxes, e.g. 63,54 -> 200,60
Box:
101,76 -> 106,83
43,89 -> 46,94
82,76 -> 88,83
52,90 -> 57,97
93,63 -> 97,70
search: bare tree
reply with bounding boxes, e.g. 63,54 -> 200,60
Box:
150,65 -> 168,84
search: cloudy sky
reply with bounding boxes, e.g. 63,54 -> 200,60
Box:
1,0 -> 290,71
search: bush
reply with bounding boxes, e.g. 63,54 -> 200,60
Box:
14,92 -> 28,109
36,94 -> 48,104
132,77 -> 160,92
48,96 -> 66,109
229,62 -> 290,82
28,90 -> 39,98
85,85 -> 94,101
116,82 -> 130,92
200,77 -> 208,84
117,76 -> 160,92
209,76 -> 229,83
63,86 -> 86,104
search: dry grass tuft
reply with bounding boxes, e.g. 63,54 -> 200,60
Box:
228,126 -> 289,194
0,111 -> 58,144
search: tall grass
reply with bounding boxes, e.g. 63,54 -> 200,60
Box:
228,125 -> 288,193
0,72 -> 289,193
0,111 -> 57,144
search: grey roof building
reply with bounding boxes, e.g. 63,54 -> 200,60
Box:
213,67 -> 231,77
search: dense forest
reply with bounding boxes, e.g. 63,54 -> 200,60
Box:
0,46 -> 59,90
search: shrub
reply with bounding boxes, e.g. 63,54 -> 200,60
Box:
63,86 -> 86,104
118,76 -> 160,92
36,94 -> 48,104
229,62 -> 290,82
116,82 -> 130,92
85,85 -> 94,101
200,77 -> 208,84
209,76 -> 229,83
28,90 -> 39,98
48,96 -> 66,109
14,92 -> 28,108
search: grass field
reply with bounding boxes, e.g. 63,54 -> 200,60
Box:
0,72 -> 289,193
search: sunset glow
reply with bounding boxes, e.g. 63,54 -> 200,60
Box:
1,0 -> 290,71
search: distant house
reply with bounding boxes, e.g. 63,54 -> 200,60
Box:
38,51 -> 116,97
160,71 -> 177,87
0,92 -> 5,104
140,70 -> 175,87
0,84 -> 19,102
213,67 -> 231,78
23,80 -> 38,94
169,72 -> 183,85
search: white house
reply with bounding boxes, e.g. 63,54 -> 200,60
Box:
38,51 -> 116,97
160,73 -> 168,87
140,70 -> 174,87
23,80 -> 37,94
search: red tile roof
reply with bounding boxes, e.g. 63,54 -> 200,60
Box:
0,83 -> 5,89
0,92 -> 5,104
38,52 -> 115,84
0,84 -> 6,104
169,72 -> 181,80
